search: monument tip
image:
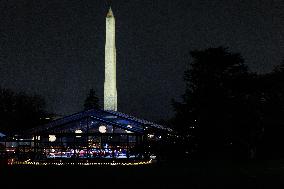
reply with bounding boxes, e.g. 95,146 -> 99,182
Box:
107,7 -> 113,17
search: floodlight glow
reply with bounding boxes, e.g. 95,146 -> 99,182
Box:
99,125 -> 107,133
75,129 -> 83,138
49,135 -> 56,142
75,129 -> 83,134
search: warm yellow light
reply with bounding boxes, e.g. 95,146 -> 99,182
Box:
11,159 -> 152,166
99,125 -> 107,133
49,135 -> 56,142
32,136 -> 41,140
75,129 -> 83,137
75,129 -> 83,134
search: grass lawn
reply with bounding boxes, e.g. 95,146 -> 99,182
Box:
0,159 -> 282,188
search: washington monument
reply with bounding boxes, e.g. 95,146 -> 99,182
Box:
104,7 -> 117,111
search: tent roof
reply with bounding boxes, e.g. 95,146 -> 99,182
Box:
27,109 -> 172,134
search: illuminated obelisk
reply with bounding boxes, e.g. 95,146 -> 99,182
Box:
104,7 -> 117,111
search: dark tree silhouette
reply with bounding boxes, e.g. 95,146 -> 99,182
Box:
84,89 -> 100,110
258,60 -> 284,158
0,88 -> 48,134
172,47 -> 261,159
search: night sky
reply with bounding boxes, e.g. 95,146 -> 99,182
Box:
0,0 -> 283,121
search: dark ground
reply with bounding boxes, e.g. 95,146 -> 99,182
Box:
1,159 -> 283,188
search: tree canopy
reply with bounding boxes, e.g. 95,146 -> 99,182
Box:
172,47 -> 261,159
83,89 -> 100,110
0,88 -> 48,134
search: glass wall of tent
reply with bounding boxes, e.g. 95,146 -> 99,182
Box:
0,109 -> 171,163
3,133 -> 147,161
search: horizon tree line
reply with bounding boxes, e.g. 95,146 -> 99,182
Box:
0,46 -> 283,161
